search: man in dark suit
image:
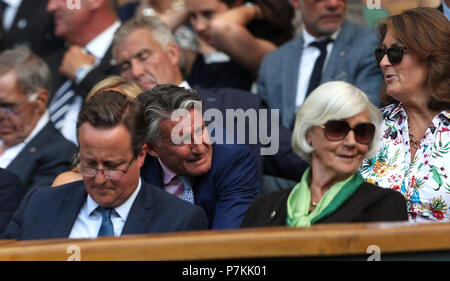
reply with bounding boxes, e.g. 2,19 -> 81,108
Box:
258,0 -> 383,129
3,91 -> 208,240
113,16 -> 309,185
44,0 -> 120,144
137,85 -> 260,229
0,47 -> 76,191
0,0 -> 64,57
0,167 -> 24,236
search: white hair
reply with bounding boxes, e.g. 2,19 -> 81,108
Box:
291,81 -> 382,163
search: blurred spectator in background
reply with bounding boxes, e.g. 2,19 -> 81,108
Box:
0,46 -> 76,191
185,0 -> 294,91
258,0 -> 383,130
45,0 -> 120,144
0,0 -> 64,57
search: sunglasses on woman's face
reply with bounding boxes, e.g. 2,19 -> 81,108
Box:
374,46 -> 407,64
320,120 -> 375,144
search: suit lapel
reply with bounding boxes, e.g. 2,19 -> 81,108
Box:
141,155 -> 164,189
282,37 -> 303,128
322,21 -> 353,82
51,182 -> 87,238
6,122 -> 53,183
121,181 -> 155,235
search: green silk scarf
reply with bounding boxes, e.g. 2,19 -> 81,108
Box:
286,167 -> 364,227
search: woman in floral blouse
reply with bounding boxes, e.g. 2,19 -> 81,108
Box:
360,7 -> 450,222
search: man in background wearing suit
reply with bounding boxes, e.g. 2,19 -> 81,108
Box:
0,46 -> 76,191
45,0 -> 120,144
0,167 -> 24,236
3,91 -> 208,241
0,0 -> 64,57
258,0 -> 383,129
113,16 -> 309,189
137,85 -> 260,229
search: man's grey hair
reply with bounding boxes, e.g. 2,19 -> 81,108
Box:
291,81 -> 382,163
113,15 -> 176,62
136,84 -> 203,145
0,46 -> 51,98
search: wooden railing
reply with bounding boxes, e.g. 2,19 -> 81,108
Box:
1,221 -> 450,261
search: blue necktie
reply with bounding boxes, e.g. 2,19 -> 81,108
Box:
305,38 -> 333,97
49,80 -> 76,129
97,206 -> 114,237
180,176 -> 195,204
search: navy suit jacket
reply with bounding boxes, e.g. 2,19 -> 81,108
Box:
3,179 -> 208,240
258,20 -> 383,128
0,0 -> 64,57
0,168 -> 25,236
6,121 -> 76,192
141,142 -> 261,229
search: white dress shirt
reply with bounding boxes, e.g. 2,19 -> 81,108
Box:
69,178 -> 142,238
295,27 -> 340,109
0,111 -> 49,168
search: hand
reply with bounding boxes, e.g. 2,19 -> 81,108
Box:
59,46 -> 96,80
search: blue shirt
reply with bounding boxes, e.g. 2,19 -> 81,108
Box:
69,178 -> 142,238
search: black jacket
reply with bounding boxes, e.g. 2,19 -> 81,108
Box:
241,182 -> 408,228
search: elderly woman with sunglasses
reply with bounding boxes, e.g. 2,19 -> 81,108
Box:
241,81 -> 407,228
360,8 -> 450,223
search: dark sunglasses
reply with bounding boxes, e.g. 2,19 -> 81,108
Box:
375,46 -> 407,64
320,120 -> 375,144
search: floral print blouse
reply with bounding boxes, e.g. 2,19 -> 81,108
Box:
361,103 -> 450,222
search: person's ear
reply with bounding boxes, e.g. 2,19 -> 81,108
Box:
166,42 -> 181,67
136,144 -> 148,168
34,89 -> 49,114
306,129 -> 313,146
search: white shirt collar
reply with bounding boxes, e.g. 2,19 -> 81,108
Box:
203,51 -> 230,64
302,26 -> 341,47
179,80 -> 191,89
85,21 -> 121,60
86,177 -> 142,221
23,111 -> 49,145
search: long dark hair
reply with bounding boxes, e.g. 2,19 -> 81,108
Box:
220,0 -> 295,46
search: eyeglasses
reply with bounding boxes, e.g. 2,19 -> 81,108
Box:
375,46 -> 407,64
80,155 -> 136,181
320,120 -> 375,144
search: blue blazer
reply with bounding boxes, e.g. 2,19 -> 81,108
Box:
6,121 -> 76,192
0,168 -> 25,236
258,20 -> 383,128
2,180 -> 208,240
141,142 -> 261,229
